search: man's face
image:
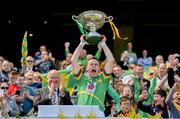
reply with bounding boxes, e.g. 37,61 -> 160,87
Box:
16,76 -> 25,87
127,43 -> 132,51
80,49 -> 87,58
142,50 -> 147,57
120,100 -> 131,113
0,83 -> 8,95
134,65 -> 144,77
155,56 -> 164,65
158,63 -> 167,76
40,46 -> 46,52
47,70 -> 60,88
113,66 -> 122,78
9,74 -> 18,84
86,59 -> 99,77
2,61 -> 10,72
26,56 -> 34,67
173,91 -> 180,105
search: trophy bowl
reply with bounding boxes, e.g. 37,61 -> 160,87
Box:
72,10 -> 111,45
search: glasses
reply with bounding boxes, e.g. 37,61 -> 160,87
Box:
1,87 -> 8,89
150,73 -> 154,75
27,60 -> 34,62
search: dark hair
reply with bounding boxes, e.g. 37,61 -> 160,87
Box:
154,89 -> 166,98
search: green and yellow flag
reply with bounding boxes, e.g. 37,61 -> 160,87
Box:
21,31 -> 28,66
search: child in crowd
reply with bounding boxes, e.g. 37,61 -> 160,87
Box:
138,89 -> 169,118
113,96 -> 140,118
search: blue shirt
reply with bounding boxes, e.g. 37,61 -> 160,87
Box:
21,86 -> 34,113
137,57 -> 153,69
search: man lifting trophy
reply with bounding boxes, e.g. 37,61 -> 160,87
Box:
72,10 -> 122,45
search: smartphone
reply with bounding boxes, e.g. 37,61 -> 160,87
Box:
15,90 -> 20,96
0,90 -> 4,96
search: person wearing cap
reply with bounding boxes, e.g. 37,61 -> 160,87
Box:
0,83 -> 19,117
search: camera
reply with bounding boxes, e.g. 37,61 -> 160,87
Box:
15,90 -> 20,96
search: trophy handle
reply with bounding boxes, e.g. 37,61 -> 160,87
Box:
72,15 -> 79,21
105,16 -> 113,22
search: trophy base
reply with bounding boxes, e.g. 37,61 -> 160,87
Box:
86,32 -> 101,45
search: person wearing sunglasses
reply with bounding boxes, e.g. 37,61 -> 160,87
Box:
0,83 -> 19,117
20,56 -> 36,75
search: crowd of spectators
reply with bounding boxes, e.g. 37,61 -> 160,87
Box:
0,37 -> 179,118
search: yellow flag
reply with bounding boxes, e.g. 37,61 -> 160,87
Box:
21,31 -> 28,66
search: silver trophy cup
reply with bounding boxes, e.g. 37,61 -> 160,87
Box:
72,10 -> 113,45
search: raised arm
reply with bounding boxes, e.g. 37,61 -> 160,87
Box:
165,83 -> 176,107
147,78 -> 157,103
64,42 -> 70,57
95,43 -> 102,60
158,74 -> 168,90
107,84 -> 121,112
99,35 -> 115,74
71,35 -> 88,75
174,74 -> 180,83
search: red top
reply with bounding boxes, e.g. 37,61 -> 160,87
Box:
6,84 -> 20,96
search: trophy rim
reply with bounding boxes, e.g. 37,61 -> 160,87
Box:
78,10 -> 107,31
78,10 -> 107,18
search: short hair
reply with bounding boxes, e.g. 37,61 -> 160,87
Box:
120,96 -> 130,104
154,89 -> 166,98
135,64 -> 143,68
113,64 -> 121,69
47,70 -> 59,78
87,56 -> 98,62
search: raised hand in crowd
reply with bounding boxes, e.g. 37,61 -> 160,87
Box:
64,42 -> 70,49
